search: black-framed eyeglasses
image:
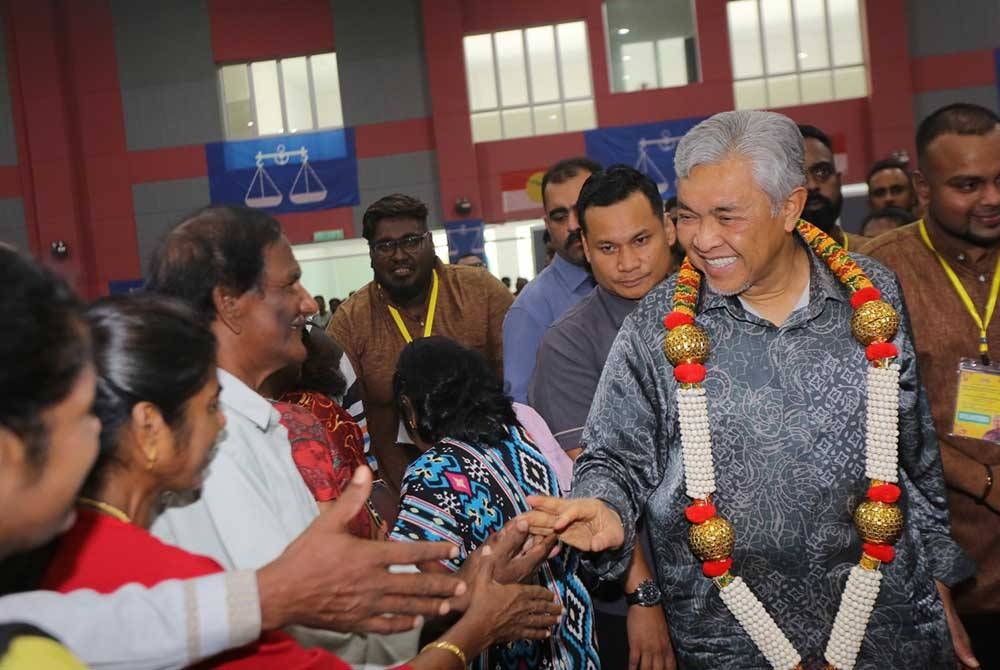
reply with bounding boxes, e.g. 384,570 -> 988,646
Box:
807,162 -> 837,183
370,232 -> 430,257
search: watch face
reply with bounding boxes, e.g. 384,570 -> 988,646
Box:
631,579 -> 662,606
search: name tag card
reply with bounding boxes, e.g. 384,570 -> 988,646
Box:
950,359 -> 1000,445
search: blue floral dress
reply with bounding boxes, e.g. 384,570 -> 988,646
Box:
390,425 -> 600,670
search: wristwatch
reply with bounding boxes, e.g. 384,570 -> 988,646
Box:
625,579 -> 662,607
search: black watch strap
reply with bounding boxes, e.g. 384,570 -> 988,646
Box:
625,579 -> 662,607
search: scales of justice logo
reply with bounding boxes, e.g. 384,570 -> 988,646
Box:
244,143 -> 328,208
634,130 -> 682,194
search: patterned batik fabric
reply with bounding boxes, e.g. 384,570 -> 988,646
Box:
390,426 -> 600,670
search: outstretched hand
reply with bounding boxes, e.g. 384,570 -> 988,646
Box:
258,466 -> 467,634
522,495 -> 625,553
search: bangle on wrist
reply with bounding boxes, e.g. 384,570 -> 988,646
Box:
977,464 -> 994,504
420,640 -> 467,668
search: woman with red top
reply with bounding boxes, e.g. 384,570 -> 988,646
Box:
42,293 -> 561,670
263,326 -> 379,538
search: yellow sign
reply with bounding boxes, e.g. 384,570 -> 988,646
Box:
526,171 -> 545,203
951,359 -> 1000,444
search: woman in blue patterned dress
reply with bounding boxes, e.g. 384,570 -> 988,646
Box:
389,337 -> 599,670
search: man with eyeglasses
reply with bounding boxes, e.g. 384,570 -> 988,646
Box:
799,125 -> 869,252
328,194 -> 513,495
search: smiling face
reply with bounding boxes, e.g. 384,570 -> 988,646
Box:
582,191 -> 676,300
233,238 -> 317,377
543,172 -> 592,266
868,167 -> 917,212
369,217 -> 436,303
676,156 -> 803,296
917,128 -> 1000,247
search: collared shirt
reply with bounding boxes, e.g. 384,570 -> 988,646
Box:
152,370 -> 417,665
865,221 -> 1000,614
0,571 -> 260,670
572,239 -> 973,669
530,285 -> 638,452
503,254 -> 596,403
329,262 -> 513,494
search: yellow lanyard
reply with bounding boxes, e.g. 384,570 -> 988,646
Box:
387,270 -> 439,343
842,233 -> 848,253
918,219 -> 1000,361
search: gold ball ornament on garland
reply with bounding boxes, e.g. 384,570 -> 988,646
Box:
853,500 -> 904,545
663,323 -> 711,365
689,516 -> 736,561
850,300 -> 899,345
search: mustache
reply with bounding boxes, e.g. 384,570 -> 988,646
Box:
806,192 -> 833,209
564,230 -> 582,250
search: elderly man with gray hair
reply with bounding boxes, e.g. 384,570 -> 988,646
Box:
524,110 -> 977,669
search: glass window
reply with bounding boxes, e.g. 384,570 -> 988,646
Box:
463,21 -> 596,142
556,22 -> 593,99
463,34 -> 498,111
727,0 -> 764,79
281,57 -> 313,134
221,64 -> 254,139
251,61 -> 283,135
311,53 -> 344,129
727,0 -> 867,109
605,0 -> 699,93
220,52 -> 345,139
525,26 -> 559,103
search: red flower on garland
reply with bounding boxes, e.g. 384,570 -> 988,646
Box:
703,558 -> 733,578
863,542 -> 896,563
867,483 -> 901,504
685,502 -> 717,524
674,363 -> 706,384
664,311 -> 694,330
865,342 -> 898,361
850,286 -> 882,310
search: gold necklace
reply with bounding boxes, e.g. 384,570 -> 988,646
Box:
78,497 -> 132,524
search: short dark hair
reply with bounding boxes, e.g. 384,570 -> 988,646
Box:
861,207 -> 914,236
798,124 -> 832,151
362,194 -> 429,242
541,157 -> 602,207
146,206 -> 282,324
916,103 -> 1000,165
866,158 -> 911,184
394,336 -> 518,448
0,245 -> 90,467
575,165 -> 663,233
84,294 -> 216,496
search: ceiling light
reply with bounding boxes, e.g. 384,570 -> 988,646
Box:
623,55 -> 632,61
247,121 -> 254,126
798,51 -> 808,59
617,28 -> 630,35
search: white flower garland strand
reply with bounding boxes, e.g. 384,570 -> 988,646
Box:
676,357 -> 900,669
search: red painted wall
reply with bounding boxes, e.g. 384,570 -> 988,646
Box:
207,0 -> 335,63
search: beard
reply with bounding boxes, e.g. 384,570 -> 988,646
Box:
804,192 -> 843,234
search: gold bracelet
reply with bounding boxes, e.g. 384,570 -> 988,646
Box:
420,640 -> 467,667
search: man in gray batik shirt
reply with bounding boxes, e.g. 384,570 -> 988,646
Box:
530,165 -> 678,670
526,111 -> 975,669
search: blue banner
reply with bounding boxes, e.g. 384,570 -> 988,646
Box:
585,116 -> 706,198
444,219 -> 485,263
206,128 -> 360,213
109,279 -> 144,295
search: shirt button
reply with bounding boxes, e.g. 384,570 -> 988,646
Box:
957,253 -> 966,261
980,274 -> 987,283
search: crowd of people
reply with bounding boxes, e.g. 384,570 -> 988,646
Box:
0,100 -> 997,670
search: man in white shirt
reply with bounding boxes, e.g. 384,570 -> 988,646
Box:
146,206 -> 417,664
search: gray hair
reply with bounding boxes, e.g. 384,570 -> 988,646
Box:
674,110 -> 805,214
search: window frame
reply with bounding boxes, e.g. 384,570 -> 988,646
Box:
218,52 -> 343,140
727,0 -> 867,110
464,20 -> 596,143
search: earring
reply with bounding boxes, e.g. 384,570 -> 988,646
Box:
145,448 -> 158,471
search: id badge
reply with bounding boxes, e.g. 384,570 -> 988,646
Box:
950,358 -> 1000,445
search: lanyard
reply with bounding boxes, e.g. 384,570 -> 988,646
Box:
918,219 -> 1000,362
842,233 -> 848,253
387,270 -> 439,343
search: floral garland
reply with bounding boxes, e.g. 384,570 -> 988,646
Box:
662,221 -> 904,670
